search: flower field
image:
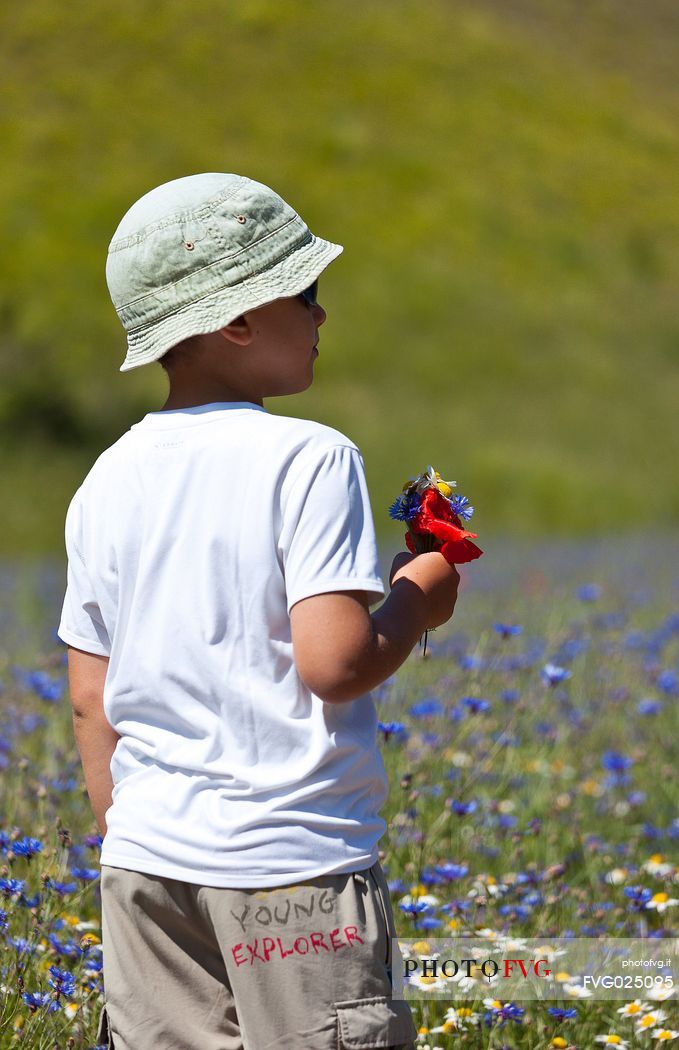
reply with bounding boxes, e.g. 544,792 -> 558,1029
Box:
0,538 -> 677,1048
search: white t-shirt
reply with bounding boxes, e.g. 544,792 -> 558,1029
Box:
58,402 -> 388,887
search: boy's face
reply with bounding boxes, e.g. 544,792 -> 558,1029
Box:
242,289 -> 327,398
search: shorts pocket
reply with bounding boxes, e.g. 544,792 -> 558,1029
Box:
96,1004 -> 114,1049
336,996 -> 416,1049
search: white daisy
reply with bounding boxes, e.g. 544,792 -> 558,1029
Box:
646,892 -> 678,912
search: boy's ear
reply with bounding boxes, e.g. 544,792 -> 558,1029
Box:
217,314 -> 252,346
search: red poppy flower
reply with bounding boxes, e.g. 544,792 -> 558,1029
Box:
405,487 -> 483,565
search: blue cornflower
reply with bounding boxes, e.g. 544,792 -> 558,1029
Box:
547,1006 -> 578,1021
21,714 -> 45,733
399,900 -> 432,916
435,862 -> 469,881
11,836 -> 43,859
541,663 -> 572,686
0,908 -> 7,930
601,751 -> 633,773
23,991 -> 59,1012
47,932 -> 83,958
462,696 -> 491,714
388,490 -> 422,522
10,936 -> 35,955
637,697 -> 663,715
84,834 -> 104,849
656,669 -> 679,695
51,777 -> 80,792
577,583 -> 602,601
418,915 -> 443,929
624,885 -> 652,910
459,654 -> 485,670
450,799 -> 478,816
19,670 -> 66,703
449,493 -> 474,520
0,830 -> 11,852
484,1001 -> 524,1026
45,879 -> 77,896
0,877 -> 26,897
70,867 -> 100,882
377,721 -> 408,742
409,697 -> 443,718
493,623 -> 523,638
501,689 -> 520,703
48,965 -> 76,998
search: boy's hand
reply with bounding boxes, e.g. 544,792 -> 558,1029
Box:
389,551 -> 460,630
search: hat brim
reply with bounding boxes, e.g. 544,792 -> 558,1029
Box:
119,234 -> 343,372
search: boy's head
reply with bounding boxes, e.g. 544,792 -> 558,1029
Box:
105,173 -> 342,374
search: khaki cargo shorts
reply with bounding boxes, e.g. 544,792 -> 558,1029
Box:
98,862 -> 416,1050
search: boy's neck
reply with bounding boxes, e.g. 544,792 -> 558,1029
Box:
161,381 -> 263,411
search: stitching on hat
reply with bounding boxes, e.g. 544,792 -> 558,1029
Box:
108,182 -> 247,251
124,230 -> 324,333
120,216 -> 306,315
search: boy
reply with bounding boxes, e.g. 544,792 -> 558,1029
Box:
58,173 -> 459,1050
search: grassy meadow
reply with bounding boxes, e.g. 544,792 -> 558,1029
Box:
1,0 -> 679,552
0,539 -> 677,1046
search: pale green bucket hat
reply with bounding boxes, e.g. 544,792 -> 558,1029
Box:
106,173 -> 343,372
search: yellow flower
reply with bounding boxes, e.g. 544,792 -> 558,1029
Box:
551,1039 -> 568,1049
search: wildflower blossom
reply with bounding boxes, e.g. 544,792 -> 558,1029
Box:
652,1031 -> 678,1042
448,493 -> 474,520
542,663 -> 572,686
548,1006 -> 578,1021
0,877 -> 26,897
23,991 -> 60,1012
646,892 -> 678,912
409,698 -> 444,718
449,799 -> 477,816
388,490 -> 422,522
577,583 -> 602,601
638,698 -> 663,715
19,669 -> 66,703
378,721 -> 408,742
594,1036 -> 628,1047
636,1011 -> 667,1032
462,696 -> 491,714
11,836 -> 43,859
70,867 -> 100,881
493,623 -> 523,638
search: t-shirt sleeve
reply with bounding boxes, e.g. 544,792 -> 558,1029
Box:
280,444 -> 385,613
57,494 -> 112,657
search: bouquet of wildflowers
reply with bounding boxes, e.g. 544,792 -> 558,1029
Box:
389,465 -> 483,565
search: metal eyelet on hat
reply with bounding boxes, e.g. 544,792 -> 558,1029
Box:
236,215 -> 247,224
184,241 -> 195,251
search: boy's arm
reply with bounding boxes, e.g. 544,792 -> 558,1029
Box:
67,647 -> 120,835
291,551 -> 459,704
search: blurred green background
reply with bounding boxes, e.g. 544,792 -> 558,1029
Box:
1,0 -> 678,555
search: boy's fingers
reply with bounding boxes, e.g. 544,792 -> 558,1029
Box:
389,551 -> 416,587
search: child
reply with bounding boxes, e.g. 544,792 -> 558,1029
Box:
58,173 -> 460,1050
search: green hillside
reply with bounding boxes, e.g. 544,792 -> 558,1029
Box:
1,0 -> 678,553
